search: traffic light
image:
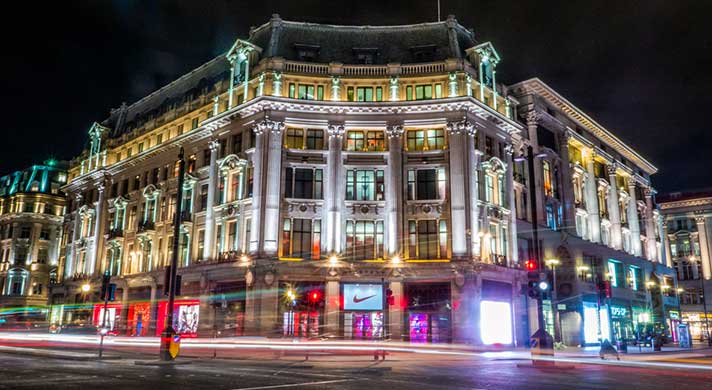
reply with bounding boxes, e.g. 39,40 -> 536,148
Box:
308,290 -> 322,303
527,267 -> 540,299
525,260 -> 538,271
100,271 -> 111,301
386,288 -> 394,305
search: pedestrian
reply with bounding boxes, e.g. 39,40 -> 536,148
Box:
599,339 -> 620,360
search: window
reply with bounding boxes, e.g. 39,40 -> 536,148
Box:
406,129 -> 445,151
288,83 -> 296,98
346,131 -> 364,151
281,219 -> 321,259
197,230 -> 205,260
191,117 -> 199,129
356,87 -> 373,102
366,131 -> 385,151
232,133 -> 243,154
285,128 -> 304,149
408,220 -> 447,259
32,283 -> 43,295
375,87 -> 383,101
347,87 -> 355,101
607,260 -> 623,288
543,161 -> 553,197
346,169 -> 384,201
199,184 -> 209,211
346,131 -> 385,151
407,168 -> 446,200
628,266 -> 641,291
345,220 -> 384,260
284,168 -> 323,199
39,228 -> 50,240
20,226 -> 31,239
317,86 -> 324,100
415,84 -> 432,100
157,133 -> 163,144
297,84 -> 316,100
138,142 -> 144,153
305,129 -> 324,150
38,248 -> 48,264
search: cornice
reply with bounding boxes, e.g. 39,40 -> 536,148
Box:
659,197 -> 712,211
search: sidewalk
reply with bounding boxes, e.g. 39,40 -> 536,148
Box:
0,345 -> 121,361
557,344 -> 712,360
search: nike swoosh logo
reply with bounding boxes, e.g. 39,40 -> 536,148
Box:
353,294 -> 376,303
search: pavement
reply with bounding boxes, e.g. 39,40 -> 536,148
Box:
3,334 -> 712,389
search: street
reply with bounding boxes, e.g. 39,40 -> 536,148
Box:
2,336 -> 712,389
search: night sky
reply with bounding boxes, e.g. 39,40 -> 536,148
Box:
2,1 -> 709,193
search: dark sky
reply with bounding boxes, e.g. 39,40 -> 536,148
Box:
2,0 -> 709,192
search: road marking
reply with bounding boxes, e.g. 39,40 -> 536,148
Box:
233,379 -> 355,390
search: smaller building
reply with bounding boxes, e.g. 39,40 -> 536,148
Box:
659,190 -> 712,342
0,160 -> 67,328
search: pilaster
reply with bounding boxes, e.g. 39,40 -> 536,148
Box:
446,120 -> 470,258
325,124 -> 344,254
203,140 -> 220,261
385,124 -> 404,256
584,150 -> 601,243
606,164 -> 622,250
627,182 -> 642,256
262,120 -> 285,255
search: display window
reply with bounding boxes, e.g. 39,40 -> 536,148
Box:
127,302 -> 151,336
480,300 -> 512,345
344,311 -> 383,340
156,299 -> 200,337
92,303 -> 122,335
283,311 -> 319,338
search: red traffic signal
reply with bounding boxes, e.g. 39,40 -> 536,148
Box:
308,290 -> 322,303
525,260 -> 537,271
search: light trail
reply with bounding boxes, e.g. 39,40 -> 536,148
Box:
1,332 -> 712,372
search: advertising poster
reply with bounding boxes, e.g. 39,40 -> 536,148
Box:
92,303 -> 122,334
343,284 -> 383,311
156,299 -> 200,337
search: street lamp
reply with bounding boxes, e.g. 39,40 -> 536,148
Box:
689,255 -> 711,345
328,254 -> 339,267
81,283 -> 91,293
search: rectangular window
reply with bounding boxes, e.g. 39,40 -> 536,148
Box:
191,117 -> 199,129
347,131 -> 365,151
417,220 -> 439,259
366,131 -> 385,151
543,161 -> 553,197
346,169 -> 385,201
415,85 -> 433,100
138,143 -> 144,153
297,84 -> 315,100
356,87 -> 373,102
288,83 -> 296,98
434,83 -> 442,98
345,220 -> 384,260
200,184 -> 209,211
232,133 -> 243,154
406,129 -> 445,150
305,129 -> 323,150
284,168 -> 323,199
281,219 -> 320,259
38,248 -> 49,264
317,85 -> 324,100
157,133 -> 163,144
406,86 -> 413,101
375,87 -> 383,101
347,87 -> 354,101
285,128 -> 304,149
407,168 -> 446,200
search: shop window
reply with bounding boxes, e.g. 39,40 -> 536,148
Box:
407,168 -> 446,200
345,220 -> 384,260
346,169 -> 384,201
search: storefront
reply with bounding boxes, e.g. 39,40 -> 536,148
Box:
92,303 -> 123,335
405,283 -> 451,343
609,304 -> 634,342
279,282 -> 324,338
681,312 -> 712,341
155,299 -> 200,337
213,282 -> 246,337
127,302 -> 151,336
582,300 -> 610,345
667,310 -> 680,343
480,280 -> 513,345
342,283 -> 384,340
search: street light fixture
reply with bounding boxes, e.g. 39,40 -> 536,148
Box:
81,283 -> 91,293
328,255 -> 339,267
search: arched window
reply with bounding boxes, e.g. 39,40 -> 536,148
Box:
6,268 -> 28,296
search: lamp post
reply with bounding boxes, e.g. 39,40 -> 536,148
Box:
690,256 -> 711,345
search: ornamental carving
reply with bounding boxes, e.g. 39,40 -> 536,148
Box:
446,119 -> 474,135
386,124 -> 404,139
327,124 -> 345,139
606,163 -> 618,176
526,111 -> 540,126
209,139 -> 220,152
253,118 -> 284,135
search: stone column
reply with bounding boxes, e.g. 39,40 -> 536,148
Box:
627,182 -> 642,256
29,222 -> 42,265
558,133 -> 576,235
505,144 -> 518,264
249,124 -> 266,254
325,279 -> 340,337
644,188 -> 658,262
657,213 -> 669,266
388,280 -> 404,340
467,127 -> 481,256
262,120 -> 285,255
203,140 -> 220,261
385,125 -> 404,256
244,272 -> 260,335
325,124 -> 344,254
606,164 -> 622,250
584,151 -> 601,243
89,184 -> 105,275
526,112 -> 545,227
66,194 -> 82,276
447,120 -> 469,258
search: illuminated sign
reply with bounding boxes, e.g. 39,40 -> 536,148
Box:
480,300 -> 513,345
156,299 -> 201,337
610,306 -> 629,318
343,284 -> 383,311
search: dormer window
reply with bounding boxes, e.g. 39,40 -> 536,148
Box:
294,43 -> 320,62
410,45 -> 436,63
352,48 -> 379,64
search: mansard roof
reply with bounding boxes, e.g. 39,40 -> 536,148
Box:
248,14 -> 476,64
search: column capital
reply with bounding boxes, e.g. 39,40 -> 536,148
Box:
526,110 -> 540,126
253,119 -> 284,135
75,193 -> 83,202
209,139 -> 220,152
503,144 -> 514,157
446,119 -> 474,136
327,123 -> 345,139
386,124 -> 404,139
606,163 -> 618,176
695,215 -> 707,225
96,184 -> 105,193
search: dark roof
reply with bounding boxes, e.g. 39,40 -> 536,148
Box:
657,189 -> 712,203
100,15 -> 477,140
248,14 -> 476,64
102,56 -> 230,138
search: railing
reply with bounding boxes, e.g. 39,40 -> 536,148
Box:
284,62 -> 329,75
137,221 -> 156,233
401,62 -> 446,76
107,228 -> 124,239
342,65 -> 388,77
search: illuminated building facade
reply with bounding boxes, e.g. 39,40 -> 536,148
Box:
0,160 -> 67,324
658,191 -> 712,341
510,79 -> 680,346
53,15 -> 528,344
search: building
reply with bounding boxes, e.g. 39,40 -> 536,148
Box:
0,160 -> 67,327
658,190 -> 712,342
509,79 -> 680,346
52,15 -> 530,345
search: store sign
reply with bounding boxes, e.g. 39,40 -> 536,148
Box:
669,311 -> 680,320
610,306 -> 629,318
343,284 -> 383,311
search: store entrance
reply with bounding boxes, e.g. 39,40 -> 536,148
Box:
408,313 -> 450,343
345,312 -> 384,340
